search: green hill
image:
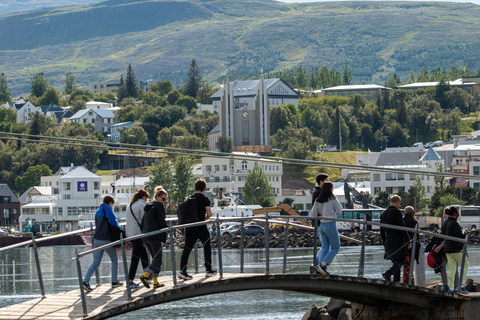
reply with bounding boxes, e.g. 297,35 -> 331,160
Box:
1,0 -> 480,95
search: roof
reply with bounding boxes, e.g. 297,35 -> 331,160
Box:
113,177 -> 149,187
70,109 -> 113,120
18,186 -> 53,203
39,104 -> 63,113
374,151 -> 423,166
420,148 -> 442,161
323,84 -> 391,91
59,167 -> 99,180
110,121 -> 134,128
211,78 -> 298,99
0,184 -> 20,203
208,123 -> 220,134
399,79 -> 477,89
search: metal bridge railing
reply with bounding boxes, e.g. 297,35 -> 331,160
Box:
0,213 -> 471,317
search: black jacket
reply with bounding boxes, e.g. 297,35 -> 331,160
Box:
444,217 -> 464,254
380,206 -> 409,260
311,186 -> 321,206
403,215 -> 420,262
142,201 -> 168,242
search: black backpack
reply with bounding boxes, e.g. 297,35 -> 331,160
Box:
177,194 -> 199,225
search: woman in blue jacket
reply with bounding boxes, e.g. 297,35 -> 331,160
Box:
83,195 -> 123,292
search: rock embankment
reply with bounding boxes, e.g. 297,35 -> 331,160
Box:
163,228 -> 480,249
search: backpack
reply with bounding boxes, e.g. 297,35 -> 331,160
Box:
177,194 -> 199,225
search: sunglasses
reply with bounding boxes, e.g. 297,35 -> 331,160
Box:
161,197 -> 168,201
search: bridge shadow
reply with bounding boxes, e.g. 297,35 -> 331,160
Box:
76,273 -> 471,320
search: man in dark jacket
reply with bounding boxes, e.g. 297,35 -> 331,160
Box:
380,195 -> 409,282
139,188 -> 168,289
311,173 -> 329,205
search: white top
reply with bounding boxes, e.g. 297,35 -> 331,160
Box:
309,197 -> 342,224
125,199 -> 146,237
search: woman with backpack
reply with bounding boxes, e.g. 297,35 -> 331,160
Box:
139,188 -> 169,289
125,189 -> 150,289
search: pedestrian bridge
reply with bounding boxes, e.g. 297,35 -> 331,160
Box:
0,214 -> 477,319
0,272 -> 475,320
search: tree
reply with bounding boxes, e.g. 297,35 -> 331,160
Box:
343,62 -> 353,85
64,71 -> 77,95
433,194 -> 465,217
176,96 -> 198,113
151,80 -> 173,96
270,104 -> 295,135
242,164 -> 275,207
0,72 -> 11,103
216,136 -> 233,153
172,134 -> 204,150
28,111 -> 55,136
374,191 -> 390,208
402,176 -> 427,212
30,72 -> 50,97
147,158 -> 174,201
0,108 -> 16,132
119,126 -> 148,145
184,58 -> 202,98
196,83 -> 219,104
408,69 -> 416,83
167,90 -> 181,105
435,78 -> 451,109
15,164 -> 52,194
173,155 -> 197,205
117,74 -> 127,102
125,64 -> 139,99
279,197 -> 295,206
37,87 -> 60,106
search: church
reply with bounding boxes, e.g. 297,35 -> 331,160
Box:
208,76 -> 299,152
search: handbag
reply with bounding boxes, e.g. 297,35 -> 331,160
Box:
427,250 -> 435,268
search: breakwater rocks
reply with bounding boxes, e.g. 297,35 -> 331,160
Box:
0,234 -> 85,247
164,228 -> 480,250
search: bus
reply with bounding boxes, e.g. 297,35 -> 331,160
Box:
336,209 -> 384,232
450,205 -> 480,230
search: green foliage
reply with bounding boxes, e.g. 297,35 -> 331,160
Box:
37,87 -> 60,106
374,191 -> 390,208
433,194 -> 465,217
150,80 -> 173,96
401,176 -> 427,212
30,72 -> 49,97
216,136 -> 233,153
176,96 -> 198,113
147,158 -> 174,203
0,72 -> 11,103
141,105 -> 188,145
197,83 -> 220,104
28,111 -> 55,136
64,71 -> 77,95
184,59 -> 202,98
270,104 -> 297,135
242,164 -> 275,207
119,126 -> 148,145
0,108 -> 16,132
125,64 -> 139,99
173,155 -> 196,205
172,134 -> 205,150
167,90 -> 181,105
15,164 -> 52,195
279,197 -> 295,206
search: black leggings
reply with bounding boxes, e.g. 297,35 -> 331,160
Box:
128,239 -> 149,281
180,226 -> 212,272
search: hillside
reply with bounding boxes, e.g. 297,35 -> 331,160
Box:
1,0 -> 480,95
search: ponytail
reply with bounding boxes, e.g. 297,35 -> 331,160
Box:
130,188 -> 150,205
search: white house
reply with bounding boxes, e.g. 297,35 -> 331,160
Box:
86,101 -> 114,110
107,121 -> 134,143
70,109 -> 114,133
1,99 -> 39,124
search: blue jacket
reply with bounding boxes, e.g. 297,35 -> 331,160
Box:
93,203 -> 122,241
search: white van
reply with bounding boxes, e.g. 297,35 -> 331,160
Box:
413,142 -> 424,148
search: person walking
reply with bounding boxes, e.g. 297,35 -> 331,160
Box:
380,195 -> 409,282
83,195 -> 123,292
125,189 -> 150,289
402,206 -> 420,284
139,188 -> 169,289
178,179 -> 217,280
309,181 -> 341,275
443,206 -> 469,294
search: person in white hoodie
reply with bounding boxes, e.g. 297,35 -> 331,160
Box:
126,189 -> 150,288
309,181 -> 342,275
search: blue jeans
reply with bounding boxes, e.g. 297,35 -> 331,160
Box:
84,239 -> 118,283
316,222 -> 340,266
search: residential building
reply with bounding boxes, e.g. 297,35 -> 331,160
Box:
201,152 -> 283,197
1,99 -> 39,124
69,109 -> 114,133
317,84 -> 392,101
18,186 -> 53,204
0,184 -> 20,227
85,101 -> 114,110
107,121 -> 134,142
39,103 -> 63,118
398,78 -> 480,95
89,80 -> 120,94
209,76 -> 299,152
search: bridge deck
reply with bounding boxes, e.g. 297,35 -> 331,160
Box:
0,273 -> 476,320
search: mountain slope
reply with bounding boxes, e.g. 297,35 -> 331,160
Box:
1,0 -> 480,96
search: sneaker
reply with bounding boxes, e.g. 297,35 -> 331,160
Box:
316,264 -> 329,275
129,282 -> 140,289
147,275 -> 153,284
153,282 -> 165,289
139,275 -> 150,288
111,281 -> 123,288
441,285 -> 449,292
206,268 -> 218,277
178,271 -> 193,280
382,272 -> 391,282
458,286 -> 469,295
83,281 -> 93,292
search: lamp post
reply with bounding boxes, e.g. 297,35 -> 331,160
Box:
251,186 -> 260,205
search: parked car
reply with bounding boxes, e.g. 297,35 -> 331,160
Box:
0,229 -> 8,237
211,222 -> 240,236
221,224 -> 241,235
235,225 -> 264,236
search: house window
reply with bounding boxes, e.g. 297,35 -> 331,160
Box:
398,187 -> 405,192
83,119 -> 87,124
474,183 -> 480,191
374,187 -> 381,195
94,182 -> 100,190
242,161 -> 247,171
427,186 -> 431,193
215,165 -> 220,172
398,174 -> 405,180
13,209 -> 18,215
373,174 -> 380,181
386,187 -> 393,194
276,176 -> 279,182
205,165 -> 212,173
3,197 -> 10,204
64,194 -> 71,199
474,166 -> 480,175
276,166 -> 279,171
386,173 -> 395,181
92,119 -> 95,123
65,182 -> 71,191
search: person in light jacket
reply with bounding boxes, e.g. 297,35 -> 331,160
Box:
125,189 -> 150,289
309,181 -> 342,275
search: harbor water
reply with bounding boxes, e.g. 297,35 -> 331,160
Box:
1,245 -> 479,319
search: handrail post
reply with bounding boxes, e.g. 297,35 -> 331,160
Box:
90,222 -> 99,286
358,216 -> 367,278
75,248 -> 88,317
31,233 -> 45,298
216,214 -> 223,277
240,212 -> 245,273
194,242 -> 199,274
169,222 -> 177,286
265,210 -> 270,275
459,235 -> 469,289
313,218 -> 318,268
408,224 -> 419,285
120,234 -> 132,300
283,217 -> 289,274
